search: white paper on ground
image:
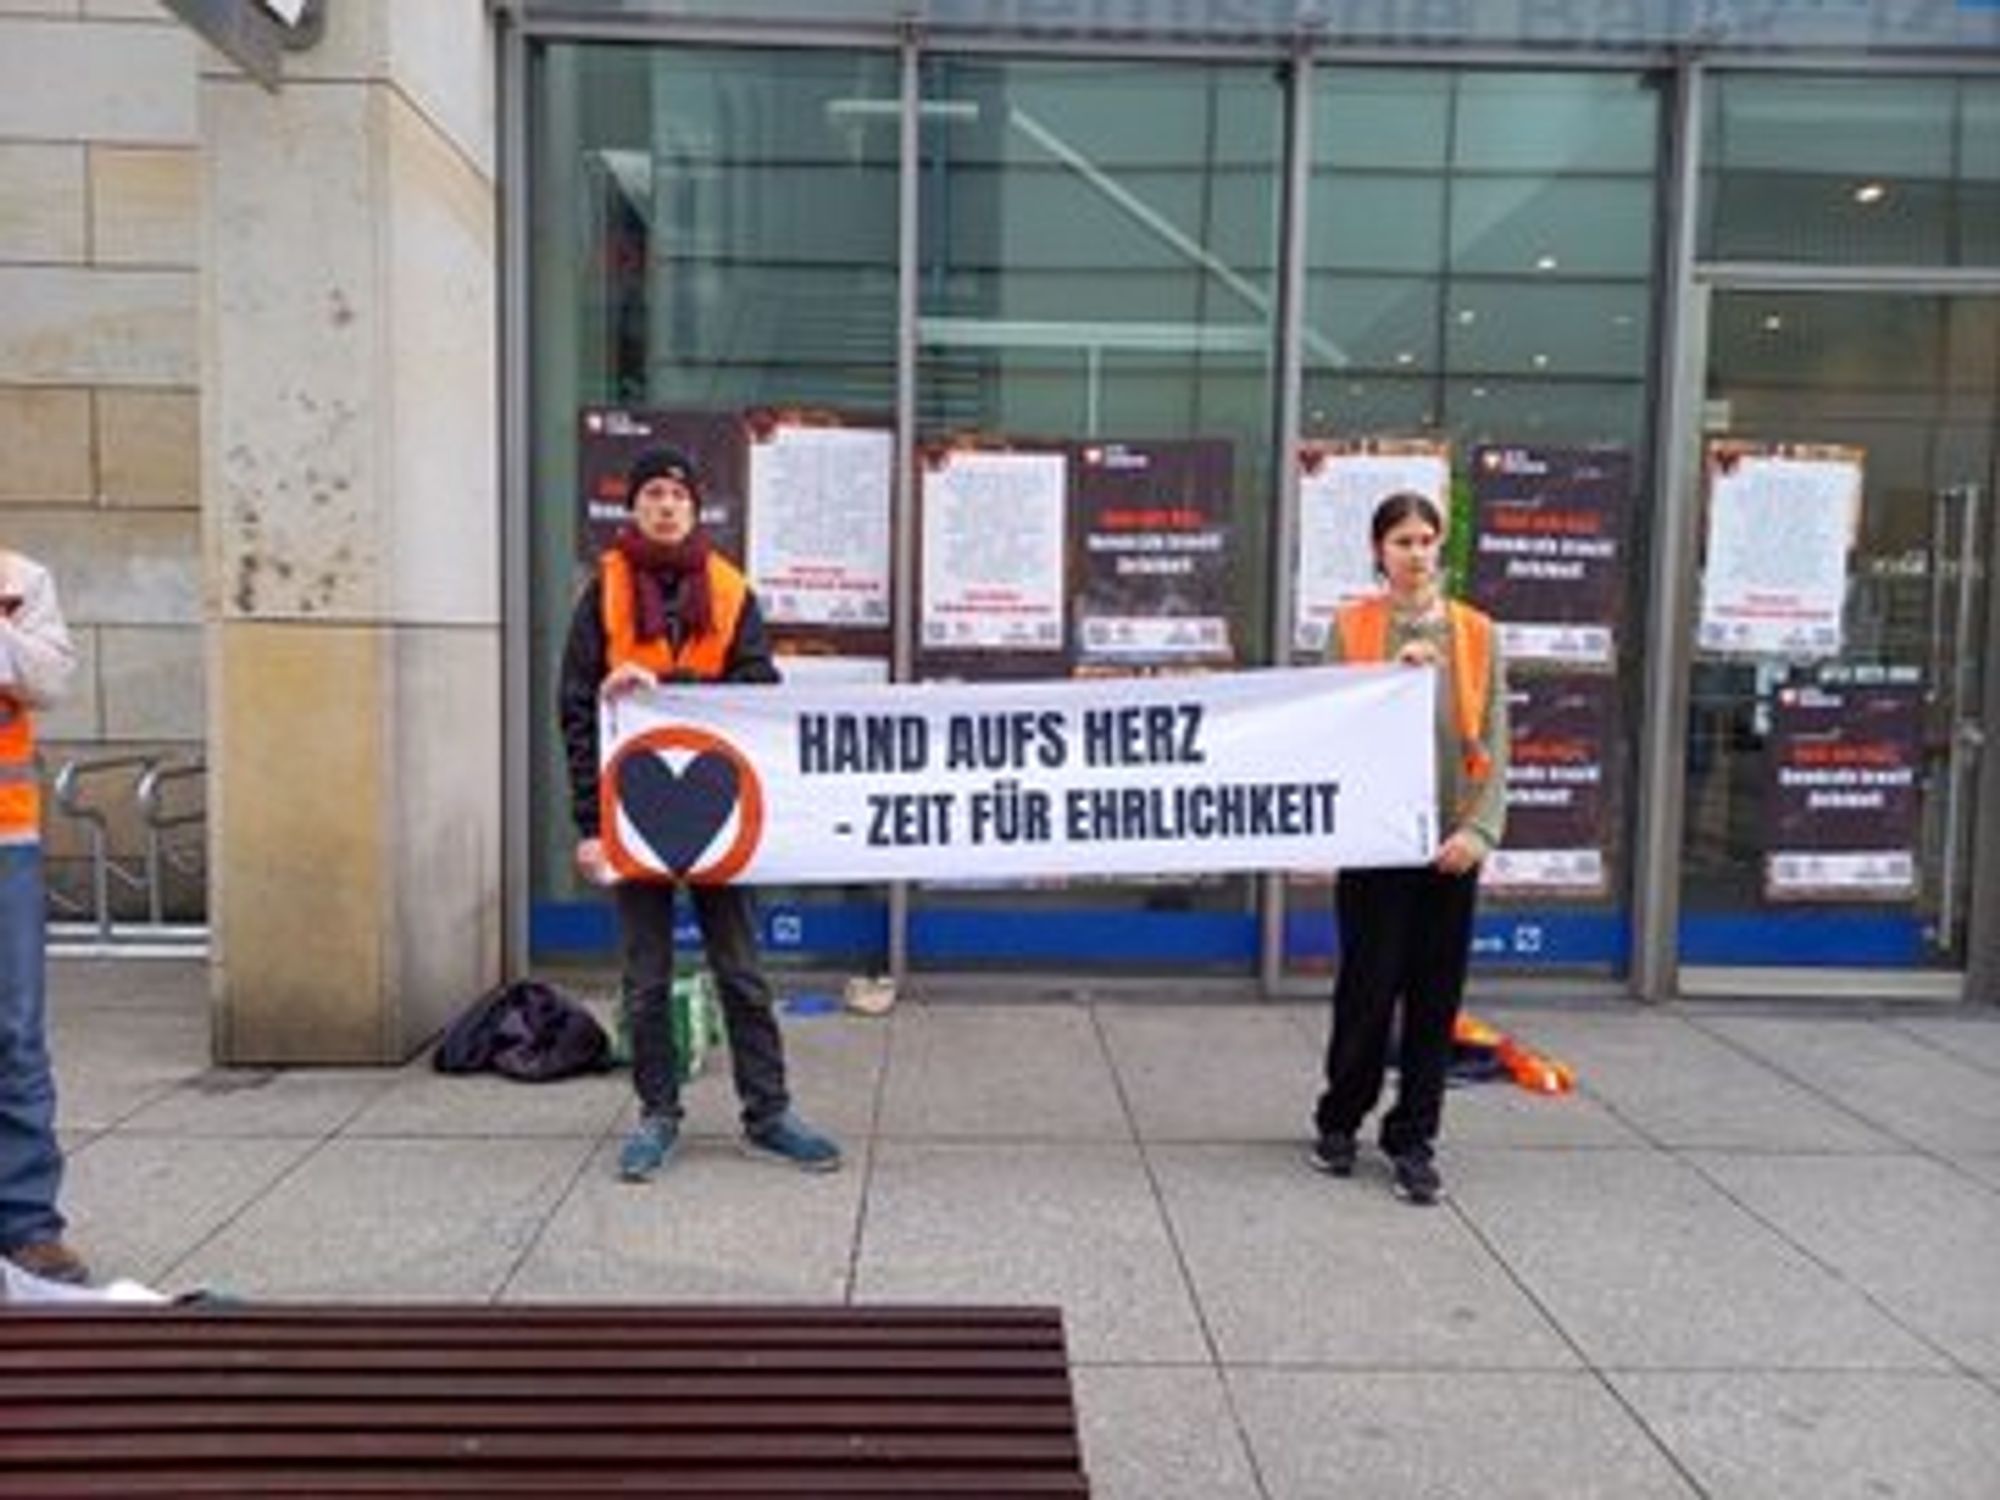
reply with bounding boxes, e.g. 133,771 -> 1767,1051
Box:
1,1259 -> 170,1305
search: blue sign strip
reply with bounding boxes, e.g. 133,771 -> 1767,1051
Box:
1285,909 -> 1631,967
532,900 -> 889,961
1676,912 -> 1925,967
910,908 -> 1257,964
536,903 -> 1925,971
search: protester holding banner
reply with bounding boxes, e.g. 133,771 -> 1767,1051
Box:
1309,492 -> 1508,1206
558,447 -> 842,1183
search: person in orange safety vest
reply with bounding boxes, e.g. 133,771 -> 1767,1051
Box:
0,547 -> 87,1285
1306,492 -> 1508,1207
557,447 -> 841,1184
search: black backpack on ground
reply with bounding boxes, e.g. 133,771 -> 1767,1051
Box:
432,979 -> 613,1082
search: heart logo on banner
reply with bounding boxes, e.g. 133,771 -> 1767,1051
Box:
616,749 -> 741,877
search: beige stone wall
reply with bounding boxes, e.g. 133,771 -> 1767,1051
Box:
0,6 -> 202,921
204,0 -> 501,1061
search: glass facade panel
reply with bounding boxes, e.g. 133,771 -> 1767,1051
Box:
1680,292 -> 1996,969
519,28 -> 1997,999
912,56 -> 1283,973
528,43 -> 900,962
1293,67 -> 1663,979
1702,76 -> 2000,267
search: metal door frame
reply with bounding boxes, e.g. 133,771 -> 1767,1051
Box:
1643,267 -> 2000,1003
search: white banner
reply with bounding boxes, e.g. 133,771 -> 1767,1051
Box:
599,666 -> 1438,886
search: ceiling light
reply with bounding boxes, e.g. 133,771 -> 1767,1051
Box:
1534,254 -> 1559,272
1762,314 -> 1783,332
1531,353 -> 1550,369
1395,351 -> 1415,366
1456,309 -> 1477,325
1853,182 -> 1887,205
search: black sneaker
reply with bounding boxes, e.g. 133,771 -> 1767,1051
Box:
1390,1152 -> 1442,1206
1306,1133 -> 1358,1177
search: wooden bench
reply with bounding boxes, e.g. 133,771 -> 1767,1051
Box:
0,1303 -> 1090,1496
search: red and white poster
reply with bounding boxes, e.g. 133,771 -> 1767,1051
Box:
918,444 -> 1068,657
1699,441 -> 1862,660
1294,438 -> 1450,654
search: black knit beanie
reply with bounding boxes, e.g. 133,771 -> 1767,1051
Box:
623,446 -> 702,509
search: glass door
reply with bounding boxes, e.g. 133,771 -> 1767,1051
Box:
1678,288 -> 1994,989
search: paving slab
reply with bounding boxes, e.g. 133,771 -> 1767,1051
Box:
852,1141 -> 1206,1363
502,1141 -> 865,1303
60,1132 -> 316,1287
343,1064 -> 627,1138
755,1006 -> 891,1141
877,1005 -> 1130,1140
1449,1148 -> 1943,1370
1695,1151 -> 2000,1372
1953,1152 -> 2000,1192
1070,1364 -> 1262,1500
1888,1013 -> 2000,1075
121,1065 -> 398,1137
1700,1014 -> 2000,1155
1437,1075 -> 1647,1149
1230,1369 -> 1698,1500
1613,1371 -> 2000,1500
1098,1004 -> 1321,1142
165,1136 -> 591,1300
1484,1009 -> 1894,1152
49,956 -> 206,1013
50,1004 -> 205,1130
1150,1143 -> 1576,1369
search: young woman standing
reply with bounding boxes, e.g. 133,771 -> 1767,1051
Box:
1309,492 -> 1508,1205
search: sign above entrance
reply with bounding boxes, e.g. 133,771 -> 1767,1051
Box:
518,2 -> 2000,53
160,0 -> 324,91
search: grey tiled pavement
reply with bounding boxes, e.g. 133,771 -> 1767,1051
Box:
44,959 -> 2000,1499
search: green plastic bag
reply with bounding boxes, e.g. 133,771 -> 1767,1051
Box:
611,968 -> 724,1083
669,968 -> 725,1083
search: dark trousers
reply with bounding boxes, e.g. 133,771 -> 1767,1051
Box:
1314,864 -> 1479,1160
613,881 -> 789,1128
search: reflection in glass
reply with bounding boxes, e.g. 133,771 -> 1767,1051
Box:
528,43 -> 900,964
912,57 -> 1283,974
1290,68 -> 1662,979
1681,293 -> 1995,971
1701,75 -> 2000,268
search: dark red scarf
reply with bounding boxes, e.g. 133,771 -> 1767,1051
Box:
613,525 -> 713,643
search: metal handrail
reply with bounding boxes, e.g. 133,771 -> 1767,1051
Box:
136,756 -> 206,927
51,753 -> 157,944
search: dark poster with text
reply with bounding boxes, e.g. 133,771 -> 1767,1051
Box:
576,408 -> 746,563
1071,439 -> 1236,670
1482,673 -> 1619,900
1763,672 -> 1922,902
1468,444 -> 1629,668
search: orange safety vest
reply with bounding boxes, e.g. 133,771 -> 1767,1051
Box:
601,549 -> 749,684
0,696 -> 39,842
1335,594 -> 1495,783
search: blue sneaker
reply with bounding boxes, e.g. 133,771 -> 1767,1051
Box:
618,1115 -> 679,1182
742,1111 -> 843,1174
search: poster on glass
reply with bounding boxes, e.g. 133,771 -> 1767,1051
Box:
1698,441 -> 1862,660
1072,438 -> 1235,671
1482,673 -> 1619,900
918,442 -> 1069,666
1467,444 -> 1629,670
1294,438 -> 1450,655
1762,666 -> 1922,902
